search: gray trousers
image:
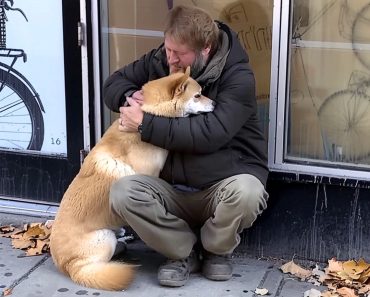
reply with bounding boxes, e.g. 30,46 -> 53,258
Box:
110,174 -> 268,260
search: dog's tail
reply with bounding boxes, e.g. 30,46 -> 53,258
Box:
69,261 -> 135,291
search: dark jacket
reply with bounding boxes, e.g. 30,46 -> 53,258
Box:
103,22 -> 269,188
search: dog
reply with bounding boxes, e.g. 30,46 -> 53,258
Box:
49,67 -> 215,291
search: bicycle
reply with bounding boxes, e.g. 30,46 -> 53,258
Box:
0,0 -> 44,151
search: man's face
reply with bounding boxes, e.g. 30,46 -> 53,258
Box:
164,35 -> 211,76
164,35 -> 197,74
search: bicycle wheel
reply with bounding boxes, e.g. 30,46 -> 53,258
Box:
0,66 -> 44,151
318,87 -> 370,163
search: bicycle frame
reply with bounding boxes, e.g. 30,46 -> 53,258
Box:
0,61 -> 44,112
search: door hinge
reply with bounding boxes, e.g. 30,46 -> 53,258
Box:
77,21 -> 84,46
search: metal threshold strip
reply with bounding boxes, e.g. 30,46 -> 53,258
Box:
0,198 -> 58,218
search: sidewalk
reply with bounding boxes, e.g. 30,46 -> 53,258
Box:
0,212 -> 324,297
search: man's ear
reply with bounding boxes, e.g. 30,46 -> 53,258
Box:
202,46 -> 211,57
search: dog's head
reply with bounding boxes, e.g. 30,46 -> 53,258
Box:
141,67 -> 215,117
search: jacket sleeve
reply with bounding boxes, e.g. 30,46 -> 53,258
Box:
103,50 -> 157,112
141,64 -> 257,154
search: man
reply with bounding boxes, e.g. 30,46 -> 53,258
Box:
103,5 -> 269,287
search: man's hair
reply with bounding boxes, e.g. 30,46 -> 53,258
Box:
164,5 -> 219,54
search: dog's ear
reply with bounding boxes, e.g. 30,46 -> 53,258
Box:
184,66 -> 191,76
172,67 -> 191,97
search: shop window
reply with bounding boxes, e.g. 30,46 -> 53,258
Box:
270,0 -> 370,180
99,0 -> 273,139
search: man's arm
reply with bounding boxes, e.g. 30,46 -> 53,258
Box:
141,66 -> 257,154
103,50 -> 156,112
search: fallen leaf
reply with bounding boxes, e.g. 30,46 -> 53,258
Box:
44,220 -> 54,229
0,222 -> 52,256
0,226 -> 21,238
25,240 -> 47,256
336,287 -> 357,297
303,288 -> 322,297
321,291 -> 339,297
0,225 -> 15,233
255,288 -> 269,295
22,225 -> 45,240
342,259 -> 369,280
11,238 -> 35,250
358,284 -> 370,294
327,258 -> 343,273
280,260 -> 312,280
3,288 -> 12,296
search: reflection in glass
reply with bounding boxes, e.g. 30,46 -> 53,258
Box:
287,0 -> 370,166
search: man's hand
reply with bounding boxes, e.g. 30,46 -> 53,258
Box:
130,90 -> 144,105
119,96 -> 144,132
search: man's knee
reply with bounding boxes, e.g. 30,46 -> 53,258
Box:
109,175 -> 145,214
221,174 -> 268,214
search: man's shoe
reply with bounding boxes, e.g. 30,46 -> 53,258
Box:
158,251 -> 200,287
202,252 -> 233,281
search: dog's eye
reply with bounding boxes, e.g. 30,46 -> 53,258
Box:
194,93 -> 201,98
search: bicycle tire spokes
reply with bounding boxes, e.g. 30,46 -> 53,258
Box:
0,66 -> 44,151
0,87 -> 32,150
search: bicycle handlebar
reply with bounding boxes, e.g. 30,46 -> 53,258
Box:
0,0 -> 28,22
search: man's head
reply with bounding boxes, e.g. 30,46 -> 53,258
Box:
164,5 -> 219,75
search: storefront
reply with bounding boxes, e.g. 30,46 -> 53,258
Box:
1,0 -> 369,260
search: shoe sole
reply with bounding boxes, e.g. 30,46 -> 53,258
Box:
204,273 -> 232,281
159,279 -> 187,287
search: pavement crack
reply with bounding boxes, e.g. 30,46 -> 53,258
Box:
1,254 -> 50,296
253,268 -> 284,296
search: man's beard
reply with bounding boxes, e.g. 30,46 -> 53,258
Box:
190,52 -> 207,78
167,52 -> 207,77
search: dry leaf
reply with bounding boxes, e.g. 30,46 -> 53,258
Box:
0,225 -> 20,238
0,225 -> 15,233
11,238 -> 35,250
22,225 -> 45,240
321,291 -> 339,297
336,287 -> 357,297
3,287 -> 12,296
303,288 -> 322,297
255,288 -> 269,295
327,258 -> 343,273
358,284 -> 370,294
319,258 -> 370,297
25,240 -> 47,256
342,259 -> 368,280
0,222 -> 52,256
280,260 -> 312,280
44,220 -> 54,229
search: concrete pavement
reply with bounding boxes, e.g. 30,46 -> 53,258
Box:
0,212 -> 325,297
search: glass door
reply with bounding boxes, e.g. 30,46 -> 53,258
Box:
0,0 -> 85,203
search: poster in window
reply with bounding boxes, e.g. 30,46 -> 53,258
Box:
0,0 -> 67,156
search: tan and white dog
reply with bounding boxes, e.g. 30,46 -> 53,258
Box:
49,67 -> 214,291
